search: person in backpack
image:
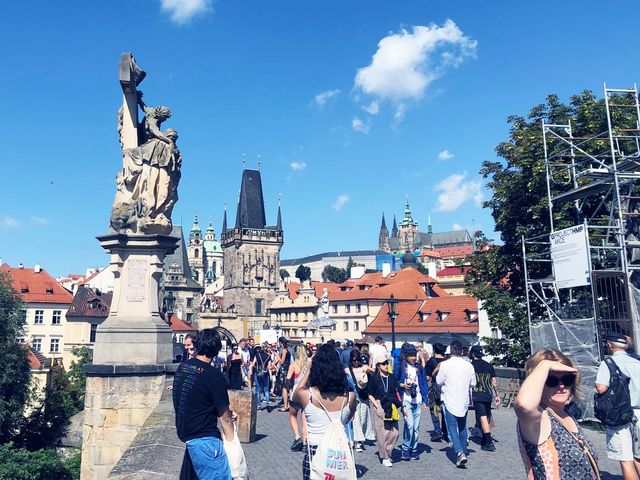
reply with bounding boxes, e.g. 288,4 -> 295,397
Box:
469,345 -> 501,452
397,344 -> 429,461
290,344 -> 356,480
250,345 -> 272,410
595,333 -> 640,480
515,348 -> 599,480
425,342 -> 447,442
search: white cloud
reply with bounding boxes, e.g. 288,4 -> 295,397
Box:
363,101 -> 380,115
1,216 -> 19,228
290,161 -> 307,171
313,89 -> 341,108
159,0 -> 212,24
434,172 -> 483,212
438,150 -> 454,161
31,216 -> 50,225
452,223 -> 463,231
354,20 -> 477,116
352,117 -> 370,134
332,194 -> 350,211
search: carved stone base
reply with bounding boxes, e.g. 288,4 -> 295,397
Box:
228,389 -> 257,443
93,234 -> 178,365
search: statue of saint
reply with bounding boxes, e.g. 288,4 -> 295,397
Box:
110,53 -> 182,235
317,288 -> 330,319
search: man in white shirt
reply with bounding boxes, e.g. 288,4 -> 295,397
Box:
436,340 -> 476,468
595,333 -> 640,480
369,336 -> 388,368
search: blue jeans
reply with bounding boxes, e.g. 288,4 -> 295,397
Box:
186,436 -> 232,480
443,405 -> 468,454
255,374 -> 270,405
402,400 -> 422,453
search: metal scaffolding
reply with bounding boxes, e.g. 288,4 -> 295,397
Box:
523,83 -> 640,417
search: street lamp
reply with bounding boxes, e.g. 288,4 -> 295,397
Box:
385,293 -> 399,351
163,291 -> 176,326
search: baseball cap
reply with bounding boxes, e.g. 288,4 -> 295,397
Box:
470,345 -> 484,357
604,333 -> 627,345
346,340 -> 354,347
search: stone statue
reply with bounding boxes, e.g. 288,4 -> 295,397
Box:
110,53 -> 182,235
308,288 -> 335,328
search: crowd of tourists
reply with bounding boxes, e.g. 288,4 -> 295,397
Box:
172,329 -> 640,480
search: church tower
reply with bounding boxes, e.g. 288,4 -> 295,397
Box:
187,215 -> 205,285
391,214 -> 399,240
222,169 -> 283,323
398,200 -> 418,252
378,213 -> 390,252
203,220 -> 223,284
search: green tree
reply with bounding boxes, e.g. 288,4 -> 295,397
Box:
0,443 -> 74,480
0,272 -> 30,443
321,265 -> 349,283
294,264 -> 311,283
279,269 -> 290,282
346,257 -> 354,279
466,91 -> 610,366
416,262 -> 429,276
67,346 -> 93,412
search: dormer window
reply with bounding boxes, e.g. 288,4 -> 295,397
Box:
45,284 -> 54,295
464,309 -> 478,322
437,310 -> 449,322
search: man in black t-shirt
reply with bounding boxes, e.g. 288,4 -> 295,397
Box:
470,345 -> 500,452
173,328 -> 235,480
425,342 -> 447,442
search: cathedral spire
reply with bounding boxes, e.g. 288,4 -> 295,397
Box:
381,212 -> 387,231
222,203 -> 228,233
378,212 -> 390,252
392,214 -> 399,238
428,212 -> 433,235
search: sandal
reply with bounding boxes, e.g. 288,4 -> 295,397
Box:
278,406 -> 289,411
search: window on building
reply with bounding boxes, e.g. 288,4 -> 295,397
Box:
343,321 -> 349,331
34,310 -> 44,324
52,310 -> 62,324
45,284 -> 54,295
194,249 -> 199,258
437,311 -> 449,322
186,313 -> 193,323
355,304 -> 361,313
187,298 -> 193,307
16,337 -> 24,344
345,304 -> 351,313
491,327 -> 499,340
178,334 -> 184,343
90,325 -> 97,343
255,299 -> 263,315
354,321 -> 359,331
50,338 -> 60,353
31,337 -> 42,352
332,305 -> 338,314
293,329 -> 298,337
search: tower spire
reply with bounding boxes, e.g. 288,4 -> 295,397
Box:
277,194 -> 283,231
222,202 -> 228,233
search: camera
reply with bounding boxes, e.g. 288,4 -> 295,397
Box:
409,384 -> 417,398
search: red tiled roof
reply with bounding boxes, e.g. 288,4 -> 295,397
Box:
27,348 -> 50,369
1,264 -> 73,304
437,265 -> 471,277
167,315 -> 197,332
364,295 -> 479,335
430,245 -> 473,259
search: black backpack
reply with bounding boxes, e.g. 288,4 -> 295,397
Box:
593,357 -> 634,427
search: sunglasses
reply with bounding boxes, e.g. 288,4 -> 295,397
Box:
545,374 -> 576,388
378,361 -> 389,366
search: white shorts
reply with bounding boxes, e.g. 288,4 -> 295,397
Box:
606,410 -> 640,462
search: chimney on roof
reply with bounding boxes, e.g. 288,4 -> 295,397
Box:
428,261 -> 436,279
18,262 -> 24,269
35,263 -> 42,273
382,262 -> 391,277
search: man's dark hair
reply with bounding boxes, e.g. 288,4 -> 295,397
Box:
309,344 -> 349,394
433,342 -> 446,355
185,333 -> 195,341
375,336 -> 384,343
195,329 -> 222,358
450,340 -> 462,356
349,349 -> 363,364
279,336 -> 288,347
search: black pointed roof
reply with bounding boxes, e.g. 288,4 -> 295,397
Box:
380,213 -> 388,232
234,169 -> 267,229
392,215 -> 399,238
277,205 -> 282,231
222,207 -> 227,233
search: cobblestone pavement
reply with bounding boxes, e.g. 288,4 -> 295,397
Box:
243,403 -> 624,480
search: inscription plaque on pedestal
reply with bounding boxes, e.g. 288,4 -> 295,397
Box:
126,259 -> 147,302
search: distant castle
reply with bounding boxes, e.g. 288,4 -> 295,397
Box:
378,200 -> 473,253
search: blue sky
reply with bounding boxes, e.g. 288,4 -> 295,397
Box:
1,0 -> 639,276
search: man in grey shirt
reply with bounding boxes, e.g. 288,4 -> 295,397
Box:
595,333 -> 640,480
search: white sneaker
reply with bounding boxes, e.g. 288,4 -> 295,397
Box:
382,458 -> 393,467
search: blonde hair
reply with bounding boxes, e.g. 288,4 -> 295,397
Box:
296,344 -> 309,374
524,348 -> 582,400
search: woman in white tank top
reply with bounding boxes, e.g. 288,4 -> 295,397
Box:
291,344 -> 356,480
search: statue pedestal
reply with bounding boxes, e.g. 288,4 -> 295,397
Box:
228,390 -> 257,443
92,234 -> 179,365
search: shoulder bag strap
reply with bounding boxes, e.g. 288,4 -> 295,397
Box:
545,408 -> 601,480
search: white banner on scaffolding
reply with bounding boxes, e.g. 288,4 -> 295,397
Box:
550,224 -> 590,289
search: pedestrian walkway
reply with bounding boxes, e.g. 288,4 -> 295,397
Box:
245,405 -> 623,479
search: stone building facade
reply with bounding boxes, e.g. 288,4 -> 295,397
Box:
222,169 -> 283,333
187,215 -> 223,287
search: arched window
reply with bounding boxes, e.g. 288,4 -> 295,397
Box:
178,334 -> 184,343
